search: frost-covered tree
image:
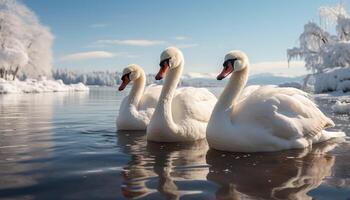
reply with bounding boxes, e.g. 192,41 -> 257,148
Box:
0,0 -> 53,80
288,4 -> 350,93
52,69 -> 121,86
287,22 -> 333,73
319,4 -> 348,28
288,4 -> 350,73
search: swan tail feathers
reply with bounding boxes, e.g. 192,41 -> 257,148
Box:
324,130 -> 346,138
315,130 -> 346,143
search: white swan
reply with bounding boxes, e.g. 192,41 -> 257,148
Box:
147,47 -> 217,142
206,50 -> 345,152
117,64 -> 161,131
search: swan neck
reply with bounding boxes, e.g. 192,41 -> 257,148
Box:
128,71 -> 146,106
156,63 -> 183,130
160,65 -> 182,101
219,67 -> 249,110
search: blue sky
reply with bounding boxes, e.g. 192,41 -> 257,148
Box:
24,0 -> 348,75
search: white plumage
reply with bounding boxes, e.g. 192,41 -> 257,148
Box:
117,64 -> 161,130
147,47 -> 217,142
207,50 -> 345,152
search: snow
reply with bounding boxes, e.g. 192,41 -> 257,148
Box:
287,4 -> 350,94
182,72 -> 217,79
53,69 -> 305,88
319,4 -> 348,28
0,77 -> 89,94
337,16 -> 350,41
322,42 -> 350,68
52,69 -> 128,86
287,22 -> 333,73
332,101 -> 350,114
314,67 -> 350,93
0,0 -> 53,79
287,4 -> 350,73
180,72 -> 222,87
0,39 -> 29,68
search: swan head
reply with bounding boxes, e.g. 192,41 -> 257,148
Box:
155,47 -> 184,80
217,50 -> 249,80
118,64 -> 143,91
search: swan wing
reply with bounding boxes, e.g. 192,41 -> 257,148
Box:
138,84 -> 162,111
235,86 -> 334,140
238,85 -> 261,103
172,87 -> 217,123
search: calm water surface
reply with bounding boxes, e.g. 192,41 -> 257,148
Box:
0,87 -> 350,200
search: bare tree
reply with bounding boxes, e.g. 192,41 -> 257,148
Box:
12,65 -> 19,80
0,67 -> 4,78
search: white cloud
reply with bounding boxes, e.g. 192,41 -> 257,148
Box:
117,52 -> 141,58
174,43 -> 199,49
61,51 -> 115,61
174,36 -> 188,40
90,23 -> 108,28
124,54 -> 140,58
95,39 -> 166,46
250,60 -> 307,76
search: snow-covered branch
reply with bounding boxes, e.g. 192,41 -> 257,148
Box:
0,0 -> 53,80
288,4 -> 350,93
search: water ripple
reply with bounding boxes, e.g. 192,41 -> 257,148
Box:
0,87 -> 350,199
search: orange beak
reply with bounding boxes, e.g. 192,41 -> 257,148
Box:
118,74 -> 130,91
155,63 -> 169,80
217,65 -> 233,80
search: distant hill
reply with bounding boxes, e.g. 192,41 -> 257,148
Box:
180,72 -> 304,87
53,69 -> 304,87
247,73 -> 304,86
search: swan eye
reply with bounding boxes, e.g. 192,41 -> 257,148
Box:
223,59 -> 237,69
159,58 -> 171,68
121,72 -> 131,81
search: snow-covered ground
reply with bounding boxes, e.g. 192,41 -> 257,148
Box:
314,67 -> 350,93
0,77 -> 89,94
332,101 -> 350,114
314,91 -> 350,115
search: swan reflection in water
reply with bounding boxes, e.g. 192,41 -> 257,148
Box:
117,131 -> 341,200
117,131 -> 211,200
206,140 -> 340,200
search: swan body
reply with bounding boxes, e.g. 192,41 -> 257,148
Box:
207,50 -> 345,152
117,64 -> 161,130
147,47 -> 217,142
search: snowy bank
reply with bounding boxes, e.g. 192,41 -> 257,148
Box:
0,78 -> 89,94
332,101 -> 350,114
314,67 -> 350,93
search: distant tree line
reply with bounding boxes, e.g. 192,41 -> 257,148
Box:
52,69 -> 158,86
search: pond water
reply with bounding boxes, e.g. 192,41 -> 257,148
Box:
0,87 -> 350,200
